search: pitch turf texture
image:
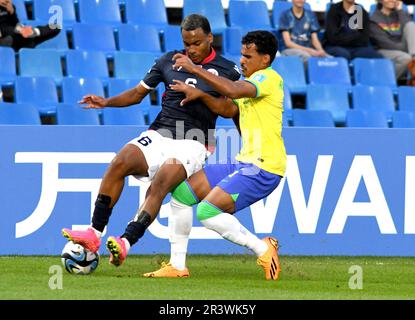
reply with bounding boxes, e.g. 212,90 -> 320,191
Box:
1,255 -> 414,300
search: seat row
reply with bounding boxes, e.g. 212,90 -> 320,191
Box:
1,102 -> 415,129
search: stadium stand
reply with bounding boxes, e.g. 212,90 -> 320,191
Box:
183,0 -> 227,34
0,47 -> 16,86
32,0 -> 77,29
72,23 -> 117,56
108,78 -> 152,106
392,111 -> 415,128
163,25 -> 183,52
307,57 -> 351,88
78,0 -> 122,27
124,0 -> 169,31
56,103 -> 100,125
102,105 -> 147,125
352,85 -> 396,118
35,28 -> 69,53
222,27 -> 243,56
15,77 -> 59,116
292,109 -> 335,127
19,48 -> 63,84
352,58 -> 398,90
117,24 -> 162,54
398,86 -> 415,111
0,102 -> 41,125
346,110 -> 389,128
62,77 -> 105,104
66,50 -> 110,82
113,51 -> 157,79
272,56 -> 307,94
228,0 -> 274,31
306,84 -> 350,124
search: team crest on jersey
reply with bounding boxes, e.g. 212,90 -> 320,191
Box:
252,74 -> 266,83
233,65 -> 241,74
207,68 -> 219,76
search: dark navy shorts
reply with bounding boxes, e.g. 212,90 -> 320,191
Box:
203,159 -> 282,212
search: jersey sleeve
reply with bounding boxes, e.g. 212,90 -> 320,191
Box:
279,10 -> 291,31
310,11 -> 320,33
141,55 -> 166,89
245,70 -> 277,98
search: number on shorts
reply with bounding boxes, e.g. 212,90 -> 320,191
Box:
137,136 -> 152,146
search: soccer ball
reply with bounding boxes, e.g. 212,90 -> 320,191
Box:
61,241 -> 99,275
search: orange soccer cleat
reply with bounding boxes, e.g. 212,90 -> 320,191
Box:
257,237 -> 281,280
143,262 -> 190,278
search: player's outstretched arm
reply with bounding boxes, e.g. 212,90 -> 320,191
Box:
170,79 -> 238,118
79,84 -> 150,109
172,53 -> 256,99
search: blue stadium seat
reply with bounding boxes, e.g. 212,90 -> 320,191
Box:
163,25 -> 183,52
148,106 -> 162,124
102,105 -> 146,125
62,77 -> 105,104
346,110 -> 389,128
306,84 -> 350,123
33,0 -> 76,29
392,111 -> 415,128
352,85 -> 395,117
72,23 -> 116,56
108,79 -> 152,106
35,28 -> 69,53
78,0 -> 122,27
19,48 -> 63,84
352,58 -> 397,90
308,57 -> 351,88
398,86 -> 415,111
272,1 -> 311,30
14,0 -> 28,22
282,113 -> 289,127
118,24 -> 162,54
183,0 -> 227,34
0,103 -> 41,125
0,47 -> 16,86
66,50 -> 110,82
113,51 -> 157,80
292,109 -> 335,127
56,103 -> 100,125
228,0 -> 273,31
124,0 -> 168,30
283,85 -> 292,120
223,27 -> 243,56
216,116 -> 236,127
272,56 -> 306,94
15,77 -> 59,116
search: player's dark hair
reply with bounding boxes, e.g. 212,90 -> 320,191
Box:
242,31 -> 278,65
181,14 -> 212,35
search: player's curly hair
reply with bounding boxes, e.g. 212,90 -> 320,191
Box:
242,31 -> 278,65
181,14 -> 212,35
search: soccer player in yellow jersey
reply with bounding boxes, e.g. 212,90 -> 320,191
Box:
143,31 -> 286,280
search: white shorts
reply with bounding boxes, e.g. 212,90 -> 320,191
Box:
127,130 -> 209,181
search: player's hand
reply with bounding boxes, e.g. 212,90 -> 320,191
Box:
0,0 -> 14,14
19,26 -> 34,38
78,94 -> 107,109
170,79 -> 202,106
172,53 -> 197,73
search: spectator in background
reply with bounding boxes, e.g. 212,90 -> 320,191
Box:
323,0 -> 383,60
0,0 -> 60,51
370,0 -> 415,83
279,0 -> 330,63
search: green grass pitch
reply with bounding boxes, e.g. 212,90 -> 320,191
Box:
1,255 -> 415,300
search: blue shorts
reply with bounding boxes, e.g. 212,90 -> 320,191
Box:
203,159 -> 282,212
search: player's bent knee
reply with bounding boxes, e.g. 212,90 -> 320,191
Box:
172,181 -> 199,206
196,200 -> 222,221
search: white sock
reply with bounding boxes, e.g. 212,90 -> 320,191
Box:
122,238 -> 131,254
201,213 -> 268,257
91,226 -> 102,239
168,198 -> 193,270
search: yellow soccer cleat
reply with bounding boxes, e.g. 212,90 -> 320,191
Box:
257,237 -> 281,280
143,262 -> 190,278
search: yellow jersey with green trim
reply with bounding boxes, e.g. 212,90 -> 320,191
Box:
233,67 -> 286,176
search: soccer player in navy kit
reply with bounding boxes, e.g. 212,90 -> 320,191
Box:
61,14 -> 240,269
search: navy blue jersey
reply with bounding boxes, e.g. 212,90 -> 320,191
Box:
141,49 -> 241,147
